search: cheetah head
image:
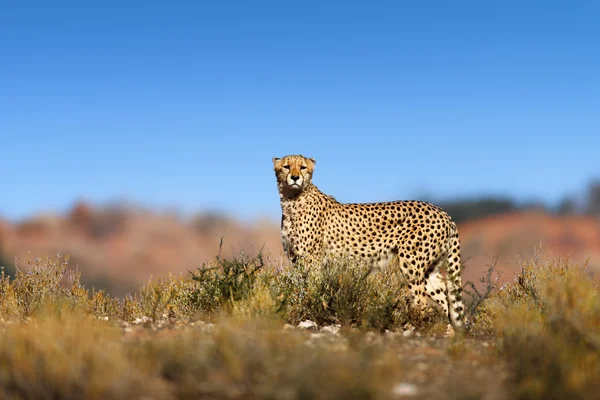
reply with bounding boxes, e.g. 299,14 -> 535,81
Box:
272,154 -> 316,196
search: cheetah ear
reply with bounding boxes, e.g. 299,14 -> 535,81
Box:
308,157 -> 316,164
272,157 -> 281,164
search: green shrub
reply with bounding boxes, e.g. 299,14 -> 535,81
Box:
271,255 -> 427,331
187,248 -> 265,318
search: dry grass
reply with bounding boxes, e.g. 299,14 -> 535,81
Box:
0,248 -> 597,399
477,256 -> 600,399
0,305 -> 170,400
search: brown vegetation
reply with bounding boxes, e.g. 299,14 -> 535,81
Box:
0,247 -> 597,399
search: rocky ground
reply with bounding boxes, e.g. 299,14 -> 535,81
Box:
112,316 -> 508,400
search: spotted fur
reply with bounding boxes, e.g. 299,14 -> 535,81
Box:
272,154 -> 466,333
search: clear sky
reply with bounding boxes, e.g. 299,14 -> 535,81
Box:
1,1 -> 599,222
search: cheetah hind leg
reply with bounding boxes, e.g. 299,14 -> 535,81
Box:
444,238 -> 467,332
395,255 -> 432,333
405,278 -> 433,332
425,258 -> 457,337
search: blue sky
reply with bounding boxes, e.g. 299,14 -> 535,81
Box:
1,1 -> 599,222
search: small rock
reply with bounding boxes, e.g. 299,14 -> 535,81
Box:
402,329 -> 414,337
320,324 -> 341,335
392,382 -> 418,397
298,320 -> 318,331
132,316 -> 151,325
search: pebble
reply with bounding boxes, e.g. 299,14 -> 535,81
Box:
297,320 -> 318,331
320,324 -> 341,335
392,382 -> 418,397
132,316 -> 151,325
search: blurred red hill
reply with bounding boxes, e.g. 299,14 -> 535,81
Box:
457,211 -> 600,289
0,202 -> 283,295
0,201 -> 598,296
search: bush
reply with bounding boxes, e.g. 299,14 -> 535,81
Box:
272,257 -> 382,327
187,247 -> 265,318
3,255 -> 88,318
270,255 -> 446,332
0,254 -> 137,323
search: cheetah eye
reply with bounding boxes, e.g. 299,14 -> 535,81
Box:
283,165 -> 290,170
300,166 -> 307,170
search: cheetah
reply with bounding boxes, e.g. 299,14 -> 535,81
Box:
272,154 -> 466,335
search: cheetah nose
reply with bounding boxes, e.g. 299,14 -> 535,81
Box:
291,175 -> 300,181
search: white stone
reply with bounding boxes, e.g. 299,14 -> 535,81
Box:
320,324 -> 341,335
392,382 -> 418,397
132,316 -> 151,325
297,320 -> 318,331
